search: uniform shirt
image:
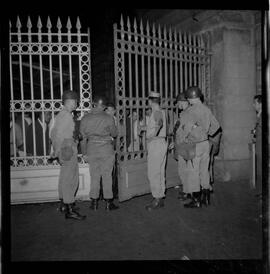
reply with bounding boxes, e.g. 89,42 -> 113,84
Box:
177,101 -> 220,143
146,109 -> 166,141
80,108 -> 118,156
50,108 -> 75,155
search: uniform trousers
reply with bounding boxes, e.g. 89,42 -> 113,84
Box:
88,154 -> 115,199
58,144 -> 79,204
147,138 -> 167,199
178,140 -> 210,193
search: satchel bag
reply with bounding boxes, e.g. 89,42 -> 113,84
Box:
176,142 -> 196,161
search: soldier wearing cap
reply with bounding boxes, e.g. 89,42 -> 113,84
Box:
80,95 -> 118,211
50,90 -> 86,220
139,91 -> 167,210
175,86 -> 220,208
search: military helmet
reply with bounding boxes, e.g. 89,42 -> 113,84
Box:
62,90 -> 79,104
185,86 -> 202,99
175,93 -> 187,102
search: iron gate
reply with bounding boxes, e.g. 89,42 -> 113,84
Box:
10,16 -> 92,203
114,15 -> 211,202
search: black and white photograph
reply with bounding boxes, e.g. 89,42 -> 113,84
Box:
1,5 -> 269,274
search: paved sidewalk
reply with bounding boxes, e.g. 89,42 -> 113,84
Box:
10,180 -> 262,261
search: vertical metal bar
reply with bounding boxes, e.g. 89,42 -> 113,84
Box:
169,29 -> 173,135
179,31 -> 183,94
174,30 -> 178,97
183,32 -> 188,90
153,24 -> 157,92
140,20 -> 146,150
69,55 -> 73,91
59,54 -> 63,96
19,53 -> 26,159
164,27 -> 168,101
134,20 -> 140,151
198,35 -> 203,88
38,37 -> 46,159
9,52 -> 17,163
29,46 -> 37,157
188,33 -> 192,87
146,21 -> 151,94
201,35 -> 206,97
158,25 -> 162,102
57,18 -> 63,97
193,35 -> 197,87
87,26 -> 92,107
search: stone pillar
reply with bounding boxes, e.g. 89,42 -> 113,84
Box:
216,27 -> 256,181
201,13 -> 258,181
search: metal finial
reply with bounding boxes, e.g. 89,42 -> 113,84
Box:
127,16 -> 130,29
120,14 -> 124,28
57,17 -> 62,30
16,16 -> 22,29
76,17 -> 81,30
37,16 -> 42,29
47,16 -> 52,29
27,16 -> 32,29
66,17 -> 72,30
140,18 -> 143,33
152,22 -> 156,36
146,20 -> 149,34
133,17 -> 137,30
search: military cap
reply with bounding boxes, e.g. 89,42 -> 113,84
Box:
62,90 -> 79,103
175,93 -> 187,102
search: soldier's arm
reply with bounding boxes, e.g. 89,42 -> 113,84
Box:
208,112 -> 220,136
51,115 -> 70,157
79,117 -> 87,155
109,116 -> 118,138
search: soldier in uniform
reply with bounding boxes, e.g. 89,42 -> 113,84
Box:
175,86 -> 220,208
50,90 -> 86,220
139,91 -> 167,211
80,95 -> 118,211
169,93 -> 192,201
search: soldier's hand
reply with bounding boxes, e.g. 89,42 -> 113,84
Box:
168,142 -> 175,150
83,155 -> 88,163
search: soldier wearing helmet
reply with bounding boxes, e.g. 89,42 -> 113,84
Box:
50,90 -> 86,220
175,86 -> 220,208
80,94 -> 118,211
169,92 -> 193,201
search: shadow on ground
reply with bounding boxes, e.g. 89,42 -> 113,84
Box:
10,180 -> 262,261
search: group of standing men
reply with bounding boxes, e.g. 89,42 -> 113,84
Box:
50,85 -> 222,221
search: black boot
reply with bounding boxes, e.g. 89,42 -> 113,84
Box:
58,199 -> 66,213
184,192 -> 201,208
89,199 -> 98,210
65,204 -> 86,220
145,198 -> 164,211
201,189 -> 210,206
72,202 -> 80,211
105,199 -> 119,211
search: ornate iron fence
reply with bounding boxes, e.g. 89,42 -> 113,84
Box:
10,16 -> 92,168
114,15 -> 211,163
